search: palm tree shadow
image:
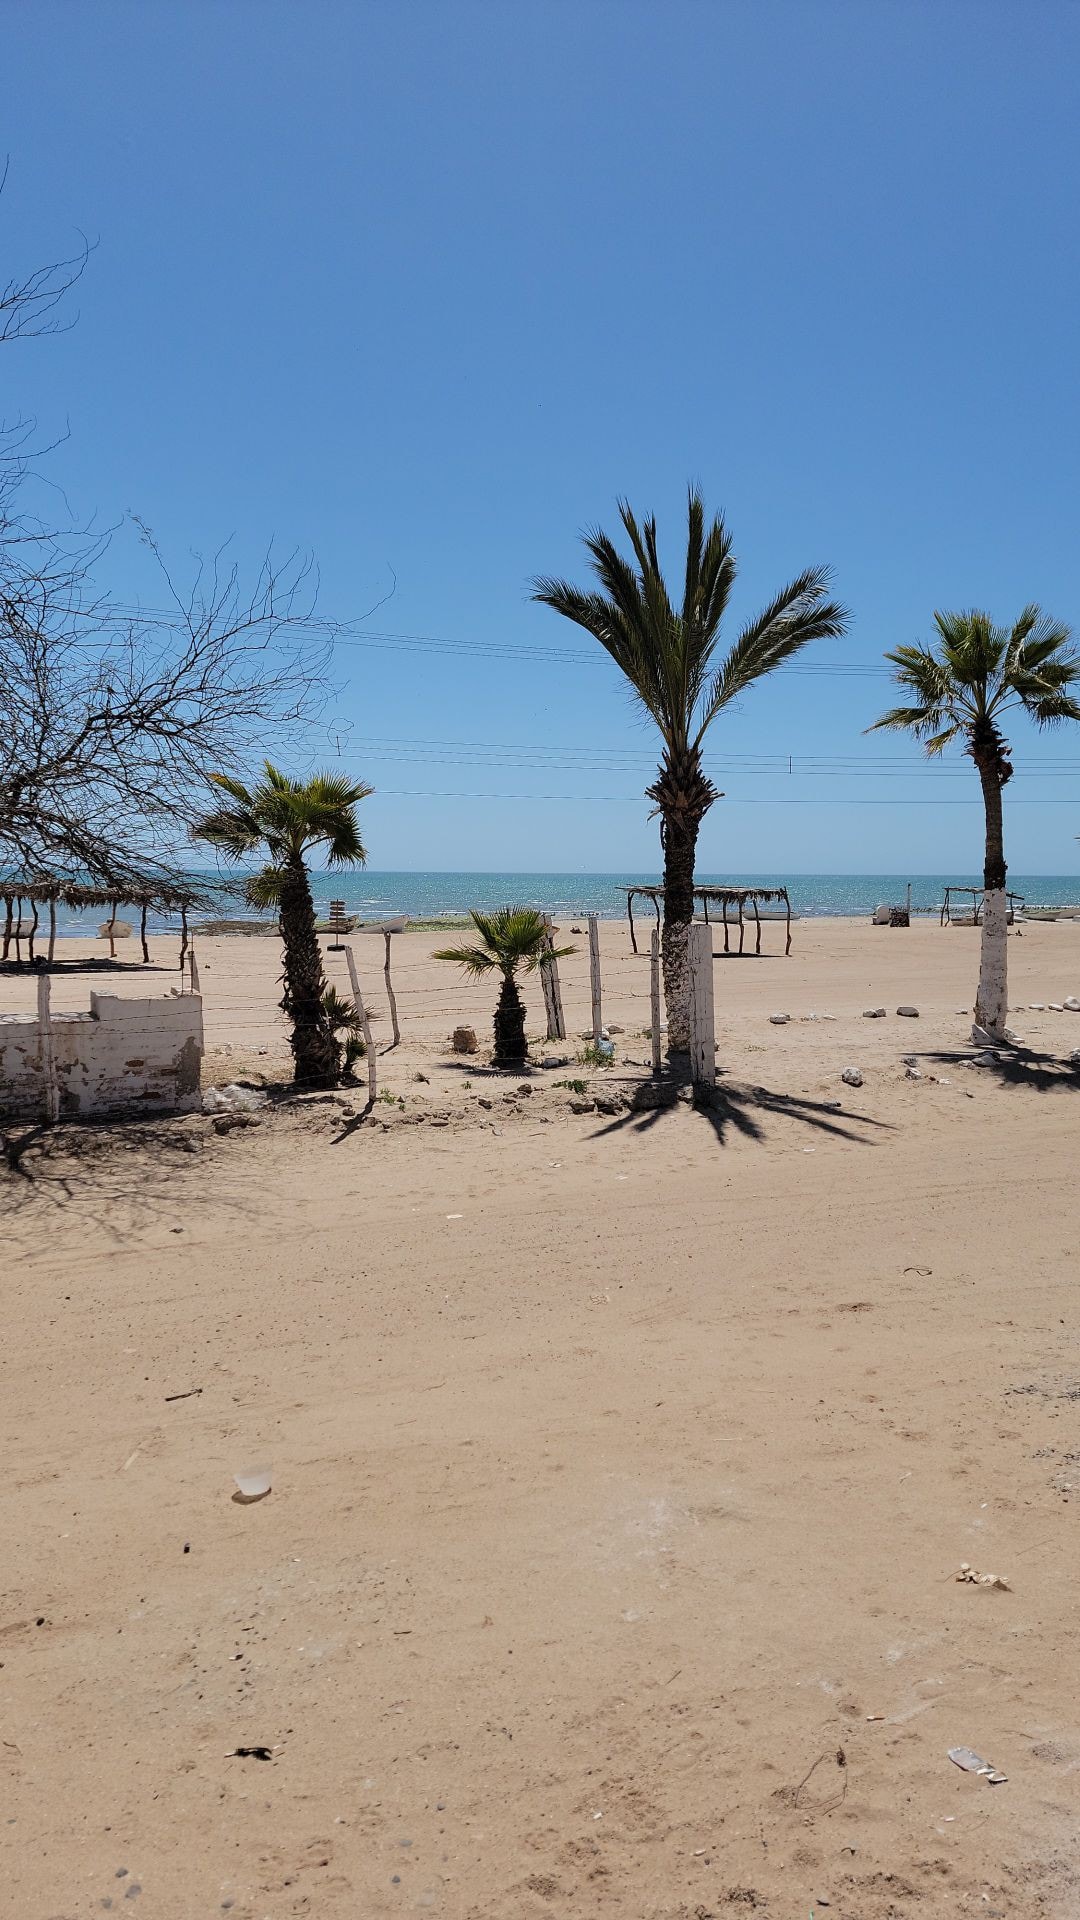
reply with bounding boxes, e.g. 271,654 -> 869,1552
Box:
588,1076 -> 891,1149
915,1044 -> 1080,1096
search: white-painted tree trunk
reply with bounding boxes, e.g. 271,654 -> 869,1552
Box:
974,887 -> 1009,1040
662,920 -> 691,1052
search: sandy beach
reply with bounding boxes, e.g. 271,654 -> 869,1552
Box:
4,914 -> 1080,1918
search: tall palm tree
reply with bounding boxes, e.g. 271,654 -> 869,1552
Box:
533,491 -> 848,1049
869,607 -> 1079,1039
434,906 -> 574,1068
194,761 -> 372,1084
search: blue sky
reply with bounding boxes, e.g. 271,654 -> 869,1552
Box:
6,0 -> 1080,874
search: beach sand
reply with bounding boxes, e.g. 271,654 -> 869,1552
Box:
4,915 -> 1080,1918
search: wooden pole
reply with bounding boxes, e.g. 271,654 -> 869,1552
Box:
626,890 -> 638,955
28,899 -> 38,964
179,906 -> 189,974
1,894 -> 12,961
721,897 -> 729,954
737,899 -> 745,955
37,971 -> 60,1124
14,897 -> 23,964
588,914 -> 602,1042
188,946 -> 200,994
107,901 -> 117,960
540,916 -> 566,1041
752,896 -> 762,955
650,927 -> 662,1076
48,898 -> 57,968
140,903 -> 149,964
343,943 -> 377,1106
383,930 -> 401,1047
687,921 -> 716,1091
784,889 -> 792,956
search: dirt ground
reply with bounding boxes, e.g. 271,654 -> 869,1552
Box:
3,916 -> 1080,1918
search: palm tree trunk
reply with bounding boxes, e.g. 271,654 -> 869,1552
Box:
492,973 -> 528,1067
278,854 -> 341,1084
974,760 -> 1009,1039
661,811 -> 699,1054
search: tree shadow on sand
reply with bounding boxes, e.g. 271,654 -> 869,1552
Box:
910,1042 -> 1080,1097
587,1070 -> 891,1150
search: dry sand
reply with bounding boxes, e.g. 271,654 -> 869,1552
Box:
3,915 -> 1080,1918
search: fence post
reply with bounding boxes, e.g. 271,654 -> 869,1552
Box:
540,915 -> 566,1041
688,921 -> 716,1091
37,971 -> 60,1123
588,915 -> 603,1042
650,927 -> 662,1076
188,946 -> 201,995
383,931 -> 401,1047
343,943 -> 377,1106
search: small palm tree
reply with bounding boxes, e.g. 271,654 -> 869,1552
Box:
194,761 -> 372,1084
533,490 -> 847,1049
869,607 -> 1080,1038
434,907 -> 574,1068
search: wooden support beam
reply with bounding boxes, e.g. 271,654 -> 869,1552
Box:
588,915 -> 603,1042
343,944 -> 377,1107
784,890 -> 792,956
28,899 -> 38,964
383,930 -> 401,1047
626,889 -> 638,955
48,898 -> 57,968
650,927 -> 662,1076
752,895 -> 762,955
140,903 -> 150,964
540,916 -> 566,1041
179,906 -> 189,974
721,897 -> 729,953
737,899 -> 745,955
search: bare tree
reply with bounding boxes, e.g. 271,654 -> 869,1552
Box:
0,171 -> 331,891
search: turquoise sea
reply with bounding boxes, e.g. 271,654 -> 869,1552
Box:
44,870 -> 1080,935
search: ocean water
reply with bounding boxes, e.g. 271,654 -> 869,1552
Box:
37,870 -> 1080,936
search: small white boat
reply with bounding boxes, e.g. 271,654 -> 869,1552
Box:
362,914 -> 409,934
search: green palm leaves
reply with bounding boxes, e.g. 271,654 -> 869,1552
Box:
196,761 -> 373,906
434,906 -> 573,980
870,608 -> 1080,764
532,491 -> 847,755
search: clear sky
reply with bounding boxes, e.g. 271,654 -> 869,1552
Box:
6,0 -> 1080,874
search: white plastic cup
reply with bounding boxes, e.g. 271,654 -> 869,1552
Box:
233,1464 -> 272,1499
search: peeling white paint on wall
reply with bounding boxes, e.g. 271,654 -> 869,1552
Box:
0,991 -> 203,1119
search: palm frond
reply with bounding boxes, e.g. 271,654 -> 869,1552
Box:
243,865 -> 284,909
434,906 -> 573,979
431,942 -> 498,977
696,568 -> 847,741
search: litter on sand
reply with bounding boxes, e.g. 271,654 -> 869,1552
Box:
956,1562 -> 1010,1589
948,1746 -> 1007,1783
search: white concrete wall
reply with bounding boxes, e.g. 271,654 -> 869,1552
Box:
0,991 -> 203,1119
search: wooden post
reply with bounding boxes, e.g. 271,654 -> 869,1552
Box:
784,889 -> 792,956
179,905 -> 189,974
343,943 -> 377,1106
588,914 -> 602,1042
1,894 -> 12,960
188,946 -> 200,994
752,896 -> 762,955
687,921 -> 716,1091
37,971 -> 60,1123
383,930 -> 401,1047
14,897 -> 23,963
626,890 -> 638,955
737,898 -> 745,955
721,896 -> 729,954
140,903 -> 150,964
540,916 -> 566,1041
28,899 -> 38,964
106,901 -> 117,960
650,927 -> 662,1076
48,898 -> 57,968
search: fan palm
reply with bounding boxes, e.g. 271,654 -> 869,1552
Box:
869,607 -> 1080,1039
194,761 -> 372,1084
434,906 -> 574,1068
533,490 -> 847,1049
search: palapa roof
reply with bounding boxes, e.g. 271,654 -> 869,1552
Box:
1,877 -> 213,911
618,883 -> 790,904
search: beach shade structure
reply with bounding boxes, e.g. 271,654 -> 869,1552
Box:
620,884 -> 793,957
0,878 -> 214,969
939,885 -> 1024,928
